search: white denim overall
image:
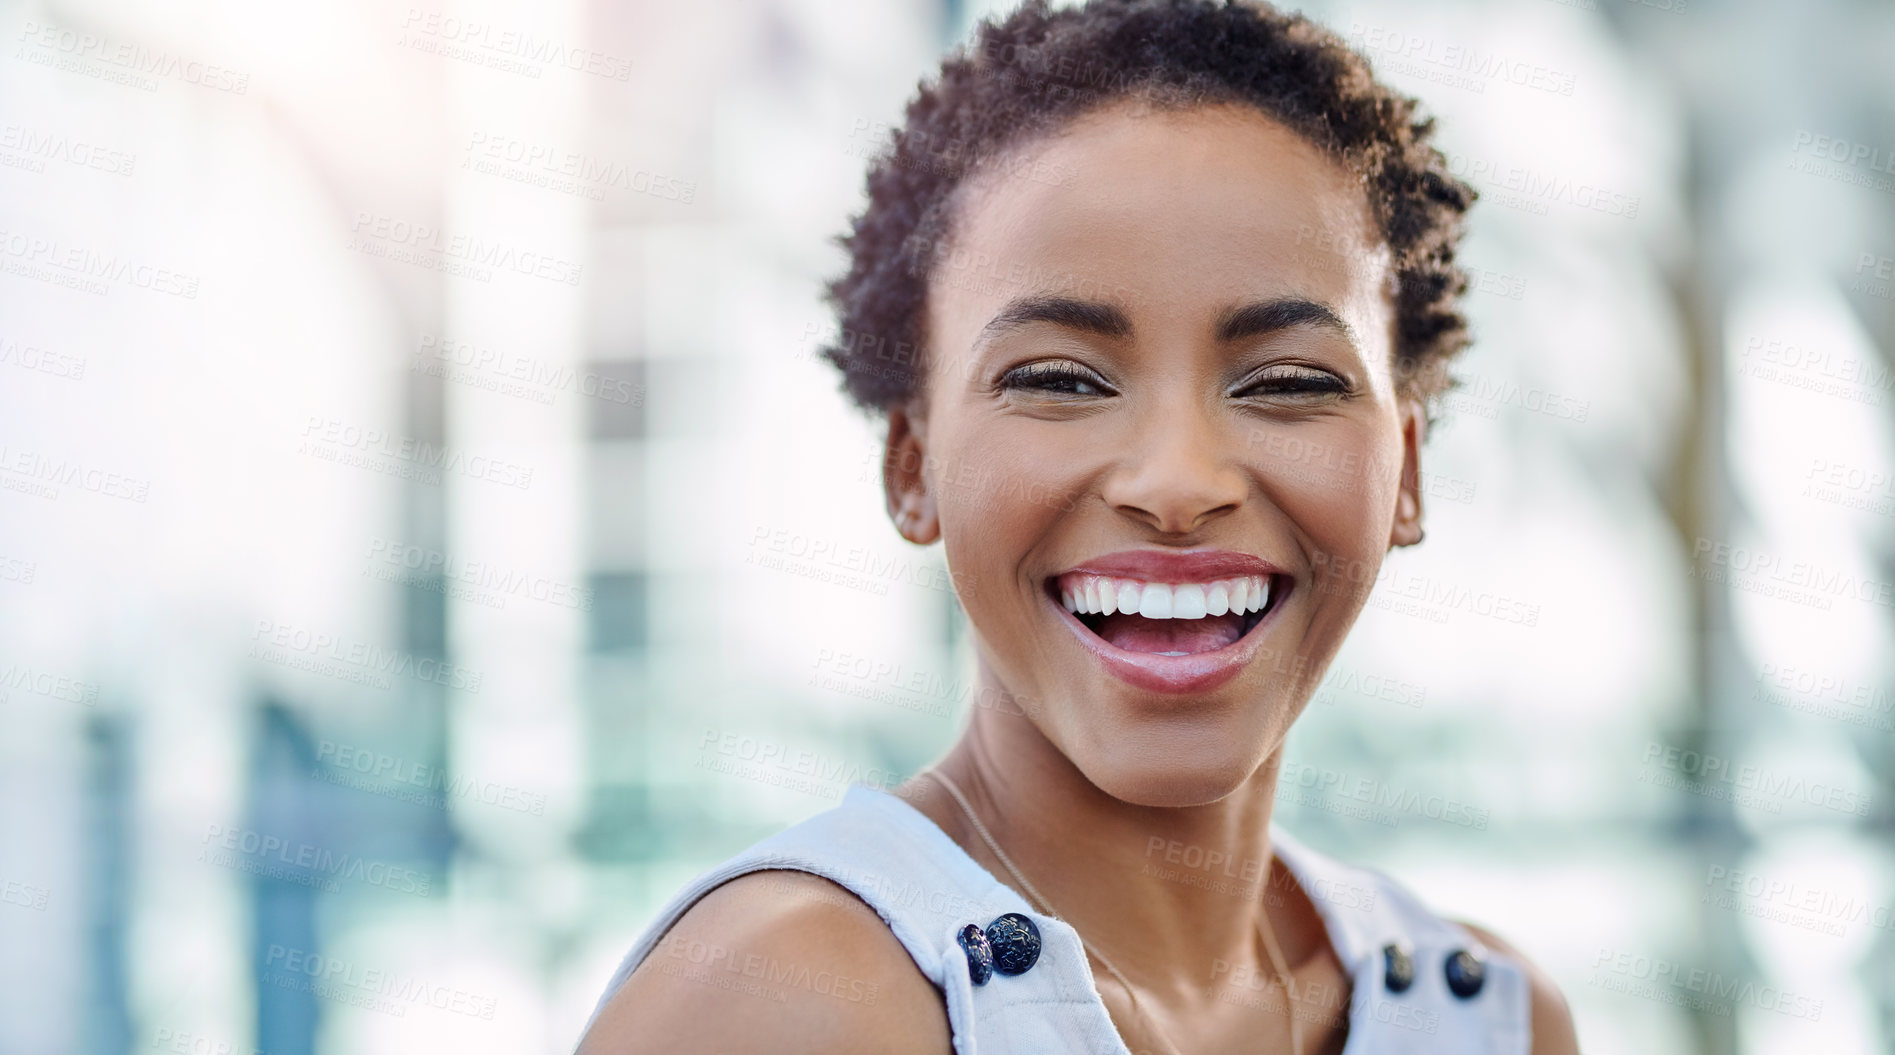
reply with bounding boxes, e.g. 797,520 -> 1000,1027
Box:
587,783 -> 1531,1053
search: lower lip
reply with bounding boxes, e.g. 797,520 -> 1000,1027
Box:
1048,582 -> 1287,696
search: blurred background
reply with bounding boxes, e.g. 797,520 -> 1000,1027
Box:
1,0 -> 1891,1051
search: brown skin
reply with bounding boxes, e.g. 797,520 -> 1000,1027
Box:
578,99 -> 1578,1055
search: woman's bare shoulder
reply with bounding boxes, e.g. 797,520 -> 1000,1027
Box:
576,869 -> 953,1055
1454,920 -> 1579,1055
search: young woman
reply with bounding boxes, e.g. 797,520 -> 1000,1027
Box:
580,1 -> 1579,1051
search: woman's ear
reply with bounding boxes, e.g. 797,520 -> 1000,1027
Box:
1389,396 -> 1426,548
884,401 -> 940,545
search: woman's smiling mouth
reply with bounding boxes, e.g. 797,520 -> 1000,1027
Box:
1056,574 -> 1273,655
1041,549 -> 1292,695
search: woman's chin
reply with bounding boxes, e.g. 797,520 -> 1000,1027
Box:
1078,750 -> 1263,808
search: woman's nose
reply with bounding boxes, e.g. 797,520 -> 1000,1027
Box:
1098,404 -> 1247,535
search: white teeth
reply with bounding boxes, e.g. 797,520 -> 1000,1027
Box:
1055,573 -> 1275,619
1116,580 -> 1140,616
1173,583 -> 1207,619
1137,583 -> 1172,618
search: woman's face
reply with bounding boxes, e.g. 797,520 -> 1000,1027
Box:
886,100 -> 1424,807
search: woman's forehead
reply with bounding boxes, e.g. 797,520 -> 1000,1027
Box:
929,103 -> 1393,340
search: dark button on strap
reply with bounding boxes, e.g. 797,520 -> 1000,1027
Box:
957,923 -> 994,986
1445,948 -> 1486,998
985,912 -> 1042,976
1382,943 -> 1415,993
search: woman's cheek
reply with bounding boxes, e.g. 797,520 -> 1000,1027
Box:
945,429 -> 1074,524
1254,437 -> 1402,602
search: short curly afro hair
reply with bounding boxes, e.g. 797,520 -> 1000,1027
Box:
818,0 -> 1477,420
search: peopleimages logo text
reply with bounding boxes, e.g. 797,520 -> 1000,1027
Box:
264,944 -> 497,1019
1792,131 -> 1895,173
202,824 -> 432,895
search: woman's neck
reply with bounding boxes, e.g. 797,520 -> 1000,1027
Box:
894,679 -> 1331,1008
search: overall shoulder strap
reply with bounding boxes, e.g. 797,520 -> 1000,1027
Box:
1269,825 -> 1533,1054
587,784 -> 1135,1055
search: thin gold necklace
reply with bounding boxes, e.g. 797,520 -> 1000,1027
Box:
920,768 -> 1308,1055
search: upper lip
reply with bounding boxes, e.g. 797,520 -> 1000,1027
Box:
1052,548 -> 1285,584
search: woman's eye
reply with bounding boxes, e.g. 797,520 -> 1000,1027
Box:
999,363 -> 1112,396
1235,367 -> 1349,399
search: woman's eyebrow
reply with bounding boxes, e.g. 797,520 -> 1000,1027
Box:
976,295 -> 1134,345
1215,297 -> 1356,345
974,294 -> 1354,347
